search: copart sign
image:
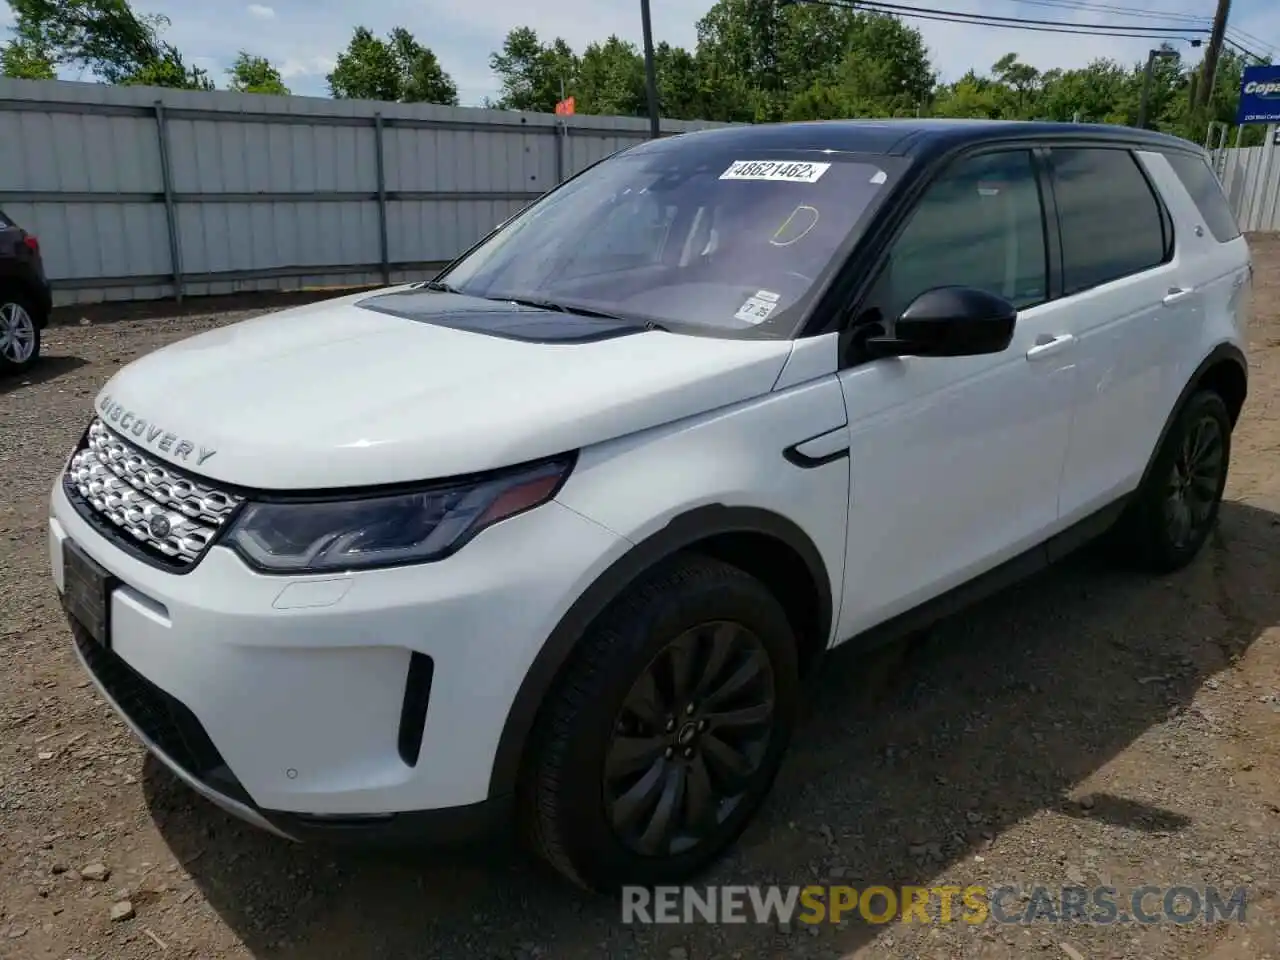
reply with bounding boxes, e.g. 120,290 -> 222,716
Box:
1237,65 -> 1280,125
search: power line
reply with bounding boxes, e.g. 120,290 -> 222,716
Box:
993,0 -> 1210,26
1225,26 -> 1275,57
1223,34 -> 1270,64
792,0 -> 1210,40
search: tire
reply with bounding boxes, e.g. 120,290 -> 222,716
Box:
521,553 -> 800,893
0,289 -> 42,375
1114,389 -> 1232,573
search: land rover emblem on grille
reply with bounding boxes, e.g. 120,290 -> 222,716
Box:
148,515 -> 172,539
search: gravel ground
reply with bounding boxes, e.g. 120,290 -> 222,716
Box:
4,238 -> 1280,960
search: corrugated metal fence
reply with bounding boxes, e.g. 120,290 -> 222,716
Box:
1212,124 -> 1280,234
0,78 -> 731,306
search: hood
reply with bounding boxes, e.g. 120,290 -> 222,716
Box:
91,287 -> 794,490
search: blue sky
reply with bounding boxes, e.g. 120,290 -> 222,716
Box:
4,0 -> 1277,105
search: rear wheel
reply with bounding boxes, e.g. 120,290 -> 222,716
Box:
0,290 -> 41,375
521,554 -> 800,893
1115,389 -> 1232,573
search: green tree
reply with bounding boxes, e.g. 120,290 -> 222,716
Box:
1,38 -> 57,79
389,27 -> 457,104
4,0 -> 165,82
654,42 -> 704,120
489,27 -> 578,113
120,45 -> 213,90
694,0 -> 935,121
327,25 -> 457,104
227,51 -> 289,95
991,53 -> 1041,117
576,35 -> 645,115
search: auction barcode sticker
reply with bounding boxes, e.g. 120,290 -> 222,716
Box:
720,160 -> 831,183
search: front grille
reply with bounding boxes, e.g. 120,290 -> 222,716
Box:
64,418 -> 243,569
72,626 -> 254,808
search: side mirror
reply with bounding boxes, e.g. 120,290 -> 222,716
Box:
864,286 -> 1017,360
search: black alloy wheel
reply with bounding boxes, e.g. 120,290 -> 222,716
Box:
1163,410 -> 1226,552
522,554 -> 800,892
604,621 -> 776,858
1114,388 -> 1233,573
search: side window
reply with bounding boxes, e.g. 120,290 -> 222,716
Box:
1050,148 -> 1168,296
864,150 -> 1047,323
1163,151 -> 1242,243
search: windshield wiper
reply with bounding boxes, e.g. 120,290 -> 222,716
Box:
496,295 -> 630,322
420,279 -> 463,293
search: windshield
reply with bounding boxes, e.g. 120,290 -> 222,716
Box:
437,144 -> 902,338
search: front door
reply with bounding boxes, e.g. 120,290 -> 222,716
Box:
833,148 -> 1077,641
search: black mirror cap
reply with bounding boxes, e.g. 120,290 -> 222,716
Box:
868,286 -> 1017,359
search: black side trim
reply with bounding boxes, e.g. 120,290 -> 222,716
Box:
397,653 -> 435,767
840,496 -> 1129,656
1135,343 -> 1247,492
782,432 -> 850,469
486,504 -> 832,798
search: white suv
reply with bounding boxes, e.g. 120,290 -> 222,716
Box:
50,120 -> 1251,892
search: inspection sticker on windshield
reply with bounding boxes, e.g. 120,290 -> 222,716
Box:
720,160 -> 831,183
735,289 -> 781,324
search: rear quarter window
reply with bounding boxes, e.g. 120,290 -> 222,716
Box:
1162,151 -> 1242,243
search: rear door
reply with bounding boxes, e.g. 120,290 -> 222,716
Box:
1152,149 -> 1252,364
1046,146 -> 1183,525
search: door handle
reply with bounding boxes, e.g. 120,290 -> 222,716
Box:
1025,333 -> 1075,361
1233,274 -> 1247,290
1163,286 -> 1195,306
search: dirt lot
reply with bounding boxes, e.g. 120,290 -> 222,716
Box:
4,238 -> 1280,960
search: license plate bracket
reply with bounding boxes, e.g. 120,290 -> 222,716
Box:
61,539 -> 115,649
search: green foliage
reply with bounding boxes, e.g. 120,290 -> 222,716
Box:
327,25 -> 457,105
1,38 -> 56,79
488,27 -> 579,113
119,45 -> 213,90
4,0 -> 164,82
488,0 -> 1271,145
227,51 -> 289,95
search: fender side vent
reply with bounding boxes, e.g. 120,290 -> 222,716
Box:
397,652 -> 435,767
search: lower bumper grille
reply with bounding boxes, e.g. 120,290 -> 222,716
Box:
71,624 -> 254,808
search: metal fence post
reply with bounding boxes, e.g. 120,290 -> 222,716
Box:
373,112 -> 390,286
152,101 -> 184,302
555,119 -> 567,185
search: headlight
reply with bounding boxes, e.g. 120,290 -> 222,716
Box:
223,455 -> 574,573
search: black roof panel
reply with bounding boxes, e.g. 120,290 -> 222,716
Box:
638,118 -> 1202,160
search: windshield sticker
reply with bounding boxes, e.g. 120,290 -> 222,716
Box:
720,160 -> 831,183
734,289 -> 781,324
771,205 -> 820,247
870,169 -> 887,185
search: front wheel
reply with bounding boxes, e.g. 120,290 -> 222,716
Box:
1115,389 -> 1233,573
521,554 -> 800,893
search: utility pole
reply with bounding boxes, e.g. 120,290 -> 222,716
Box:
640,0 -> 661,139
1196,0 -> 1231,110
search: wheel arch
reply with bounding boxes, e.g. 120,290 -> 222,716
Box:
0,262 -> 52,327
487,503 -> 833,799
1137,342 -> 1247,491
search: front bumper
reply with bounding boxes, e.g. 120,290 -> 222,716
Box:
49,477 -> 626,841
